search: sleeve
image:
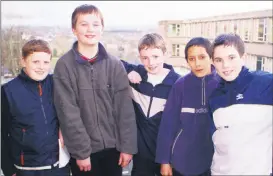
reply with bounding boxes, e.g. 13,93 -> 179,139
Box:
120,60 -> 137,74
1,86 -> 17,176
113,60 -> 138,154
155,80 -> 183,164
208,100 -> 217,137
53,60 -> 91,160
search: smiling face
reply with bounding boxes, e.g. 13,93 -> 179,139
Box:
21,52 -> 51,81
213,45 -> 244,81
139,47 -> 166,75
187,46 -> 212,77
72,13 -> 103,46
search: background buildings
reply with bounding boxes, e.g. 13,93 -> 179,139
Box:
158,9 -> 273,74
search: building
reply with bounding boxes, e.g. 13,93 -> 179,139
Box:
158,9 -> 273,74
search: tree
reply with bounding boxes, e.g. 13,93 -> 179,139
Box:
53,48 -> 58,57
1,26 -> 26,76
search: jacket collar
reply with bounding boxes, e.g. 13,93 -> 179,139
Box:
18,69 -> 47,83
72,41 -> 108,64
140,63 -> 179,86
219,66 -> 253,93
189,65 -> 219,82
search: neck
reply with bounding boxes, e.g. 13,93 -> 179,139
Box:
78,43 -> 99,58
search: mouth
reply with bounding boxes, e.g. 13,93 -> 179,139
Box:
35,71 -> 45,75
222,70 -> 233,76
195,69 -> 203,72
148,66 -> 157,71
85,35 -> 96,39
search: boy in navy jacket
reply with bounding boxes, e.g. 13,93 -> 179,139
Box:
209,34 -> 272,175
122,33 -> 180,176
1,39 -> 70,176
155,37 -> 219,176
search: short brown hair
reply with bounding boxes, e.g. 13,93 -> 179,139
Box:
71,4 -> 104,29
22,39 -> 51,59
138,33 -> 167,54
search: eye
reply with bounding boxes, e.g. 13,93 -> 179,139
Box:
200,55 -> 205,60
153,56 -> 159,59
44,61 -> 50,64
81,23 -> 88,26
188,57 -> 194,61
229,56 -> 235,60
214,58 -> 222,63
33,60 -> 39,64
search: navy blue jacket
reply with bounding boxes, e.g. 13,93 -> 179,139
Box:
155,69 -> 220,175
209,66 -> 273,175
1,70 -> 59,173
122,60 -> 180,161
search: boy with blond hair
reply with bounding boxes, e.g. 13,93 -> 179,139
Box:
122,33 -> 180,175
53,4 -> 137,176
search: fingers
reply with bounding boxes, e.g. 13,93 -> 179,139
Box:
118,155 -> 122,165
128,71 -> 142,84
120,159 -> 131,167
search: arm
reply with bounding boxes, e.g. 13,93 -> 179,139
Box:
53,60 -> 91,160
1,86 -> 16,176
120,60 -> 137,74
113,60 -> 138,155
155,80 -> 183,164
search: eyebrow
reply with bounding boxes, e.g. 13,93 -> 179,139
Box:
228,54 -> 236,57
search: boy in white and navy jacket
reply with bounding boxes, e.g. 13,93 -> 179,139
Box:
209,33 -> 273,175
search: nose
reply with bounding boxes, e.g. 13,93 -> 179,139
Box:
222,60 -> 230,68
87,24 -> 94,32
195,59 -> 201,67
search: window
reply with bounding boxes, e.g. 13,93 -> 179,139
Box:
215,22 -> 219,35
172,44 -> 180,56
256,56 -> 265,71
244,20 -> 250,41
168,24 -> 180,36
258,18 -> 267,41
234,21 -> 238,34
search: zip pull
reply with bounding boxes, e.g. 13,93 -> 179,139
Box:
21,128 -> 26,166
20,152 -> 24,165
38,83 -> 43,96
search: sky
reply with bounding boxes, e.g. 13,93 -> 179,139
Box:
1,1 -> 272,30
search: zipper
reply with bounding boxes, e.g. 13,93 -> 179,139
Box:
202,77 -> 206,106
171,128 -> 183,155
21,128 -> 26,165
38,83 -> 48,135
146,86 -> 156,118
90,64 -> 105,148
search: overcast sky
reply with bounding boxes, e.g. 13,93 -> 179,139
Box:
2,1 -> 272,29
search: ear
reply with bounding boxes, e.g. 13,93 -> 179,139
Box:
20,58 -> 26,68
72,28 -> 77,36
241,53 -> 246,65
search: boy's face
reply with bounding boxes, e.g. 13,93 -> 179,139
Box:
187,46 -> 211,77
72,13 -> 103,46
21,52 -> 51,81
139,47 -> 165,75
213,45 -> 244,81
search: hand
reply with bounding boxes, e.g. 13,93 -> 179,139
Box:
12,174 -> 16,176
128,71 -> 142,84
76,157 -> 91,172
59,129 -> 64,148
161,164 -> 173,176
118,153 -> 132,168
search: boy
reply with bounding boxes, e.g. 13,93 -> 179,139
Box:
209,33 -> 273,175
1,39 -> 70,176
121,33 -> 181,175
155,37 -> 219,176
53,4 -> 137,176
